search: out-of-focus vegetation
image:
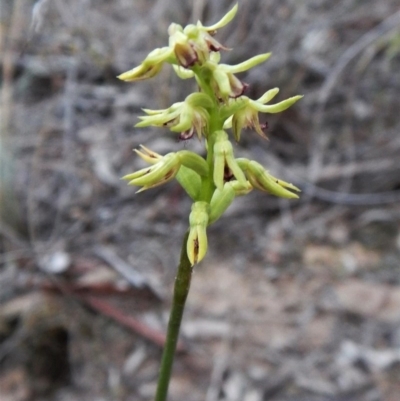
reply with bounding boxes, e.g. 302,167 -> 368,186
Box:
1,1 -> 400,400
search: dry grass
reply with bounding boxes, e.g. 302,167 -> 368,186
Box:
1,1 -> 400,400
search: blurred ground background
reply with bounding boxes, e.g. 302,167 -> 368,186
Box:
1,0 -> 400,400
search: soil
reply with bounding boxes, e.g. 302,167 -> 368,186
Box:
1,1 -> 400,401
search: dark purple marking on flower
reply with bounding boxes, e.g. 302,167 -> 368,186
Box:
239,82 -> 250,95
193,238 -> 199,260
163,118 -> 178,127
205,34 -> 231,52
230,81 -> 249,99
260,121 -> 269,131
184,43 -> 199,67
209,44 -> 220,51
164,170 -> 176,180
175,42 -> 198,68
223,166 -> 234,182
178,129 -> 195,141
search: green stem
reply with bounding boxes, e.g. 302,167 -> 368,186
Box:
154,231 -> 192,401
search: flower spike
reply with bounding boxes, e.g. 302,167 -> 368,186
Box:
118,6 -> 304,398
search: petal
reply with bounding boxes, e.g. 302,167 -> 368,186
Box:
257,88 -> 280,104
232,113 -> 245,142
221,53 -> 271,74
134,146 -> 162,164
225,153 -> 247,186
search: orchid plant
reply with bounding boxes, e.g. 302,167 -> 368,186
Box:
118,5 -> 302,400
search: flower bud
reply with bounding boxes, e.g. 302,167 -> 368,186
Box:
212,67 -> 247,99
209,184 -> 235,225
176,166 -> 201,200
209,181 -> 252,225
176,150 -> 209,177
187,202 -> 210,265
136,94 -> 211,140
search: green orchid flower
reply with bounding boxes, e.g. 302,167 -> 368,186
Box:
136,93 -> 213,140
237,158 -> 300,198
223,90 -> 303,141
123,150 -> 208,192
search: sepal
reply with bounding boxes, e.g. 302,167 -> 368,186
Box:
200,4 -> 238,32
177,150 -> 209,177
176,166 -> 201,200
253,95 -> 303,113
134,145 -> 162,164
257,87 -> 280,104
220,53 -> 271,74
